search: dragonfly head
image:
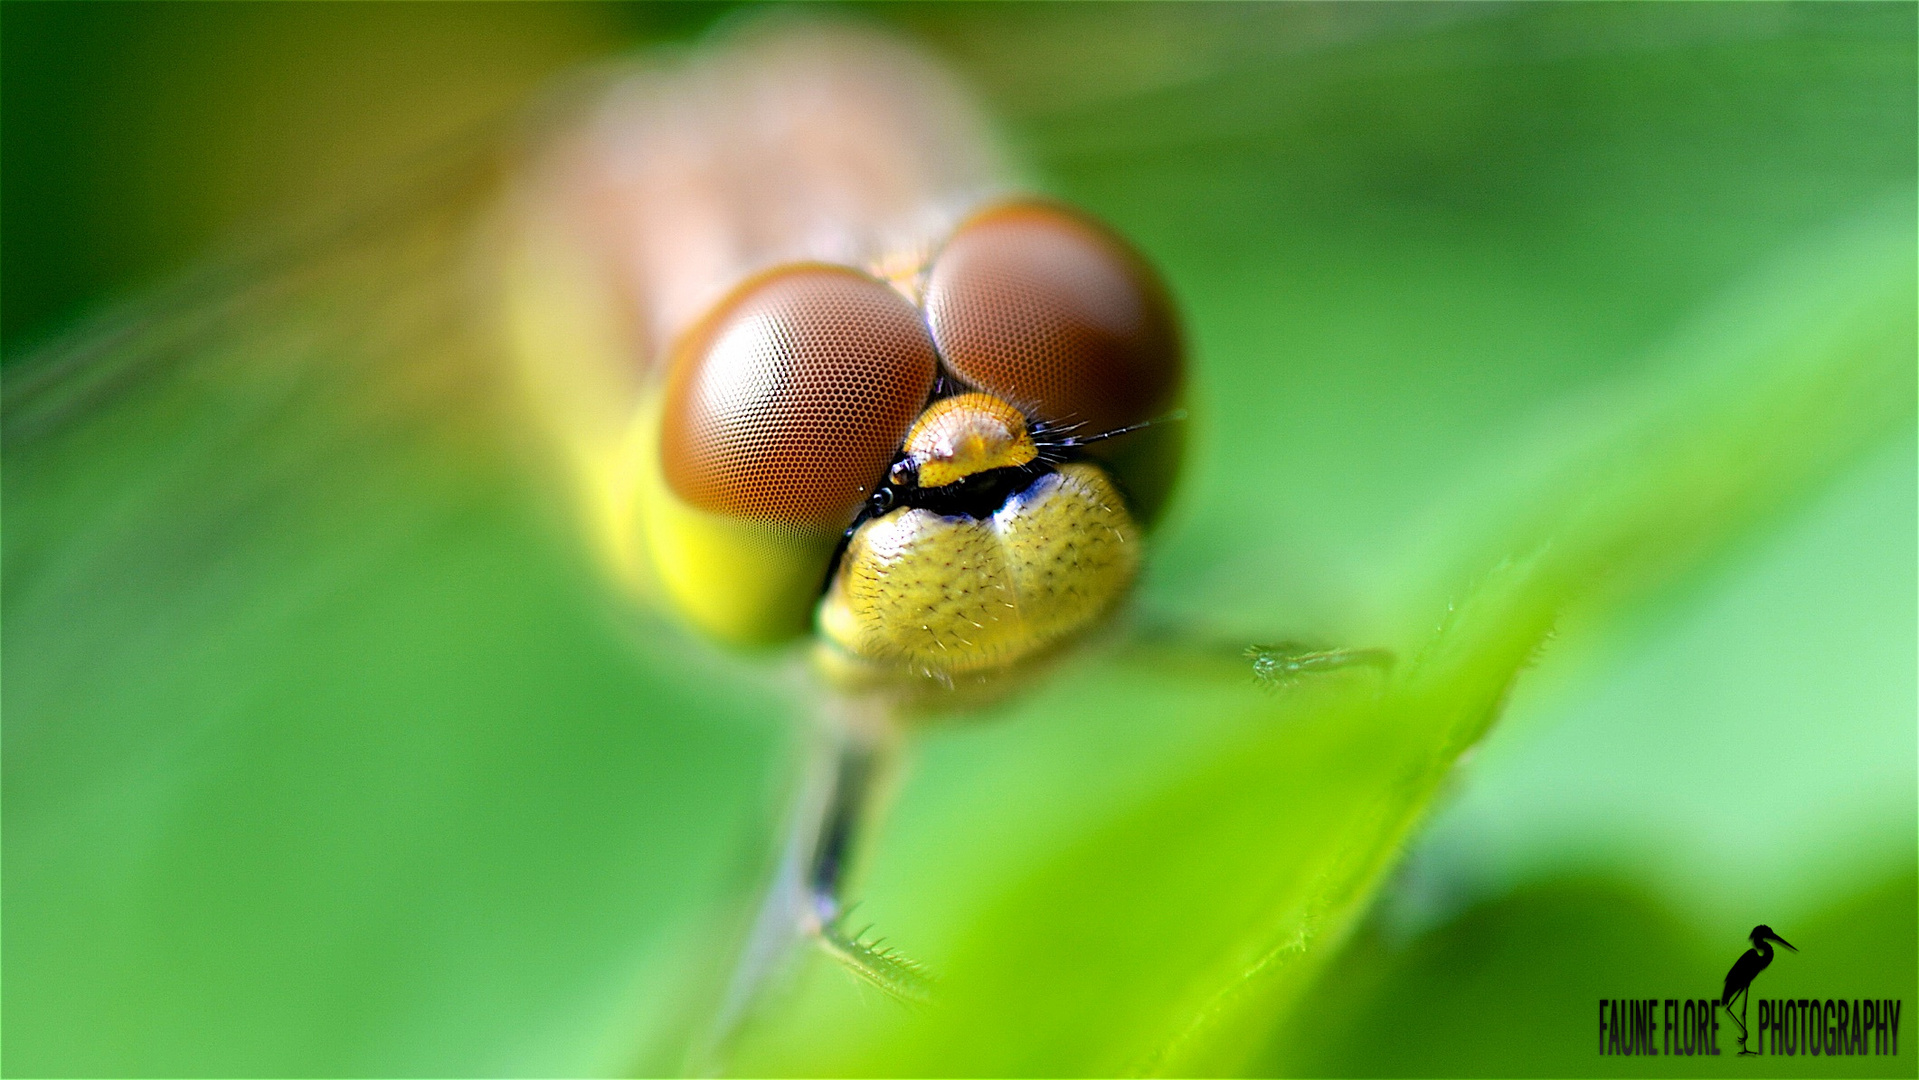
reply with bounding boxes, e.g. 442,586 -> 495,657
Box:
621,200 -> 1185,684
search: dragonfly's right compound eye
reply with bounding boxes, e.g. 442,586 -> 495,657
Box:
661,264 -> 939,530
639,264 -> 938,648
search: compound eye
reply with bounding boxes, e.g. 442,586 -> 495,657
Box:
923,201 -> 1181,436
661,265 -> 938,529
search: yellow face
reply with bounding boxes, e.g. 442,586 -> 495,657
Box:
818,396 -> 1140,676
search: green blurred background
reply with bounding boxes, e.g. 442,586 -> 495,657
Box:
5,3 -> 1913,1076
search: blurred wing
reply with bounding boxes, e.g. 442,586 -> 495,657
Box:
1,46 -> 793,1079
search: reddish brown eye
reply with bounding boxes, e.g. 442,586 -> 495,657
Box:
661,264 -> 938,528
923,201 -> 1181,435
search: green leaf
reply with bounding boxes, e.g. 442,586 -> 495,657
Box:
716,203 -> 1913,1076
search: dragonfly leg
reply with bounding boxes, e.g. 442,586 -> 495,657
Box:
804,719 -> 929,1004
693,699 -> 913,1072
803,722 -> 892,928
1244,641 -> 1394,688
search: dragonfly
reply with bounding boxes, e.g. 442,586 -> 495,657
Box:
501,19 -> 1401,1057
5,9 -> 1388,1070
498,16 -> 1208,1045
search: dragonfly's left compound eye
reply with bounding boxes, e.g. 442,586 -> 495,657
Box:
662,264 -> 939,529
922,200 -> 1185,523
923,200 -> 1181,437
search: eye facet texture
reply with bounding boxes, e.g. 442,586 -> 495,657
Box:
661,265 -> 938,528
924,201 -> 1181,436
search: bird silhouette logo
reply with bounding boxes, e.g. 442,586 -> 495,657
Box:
1722,925 -> 1797,1056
